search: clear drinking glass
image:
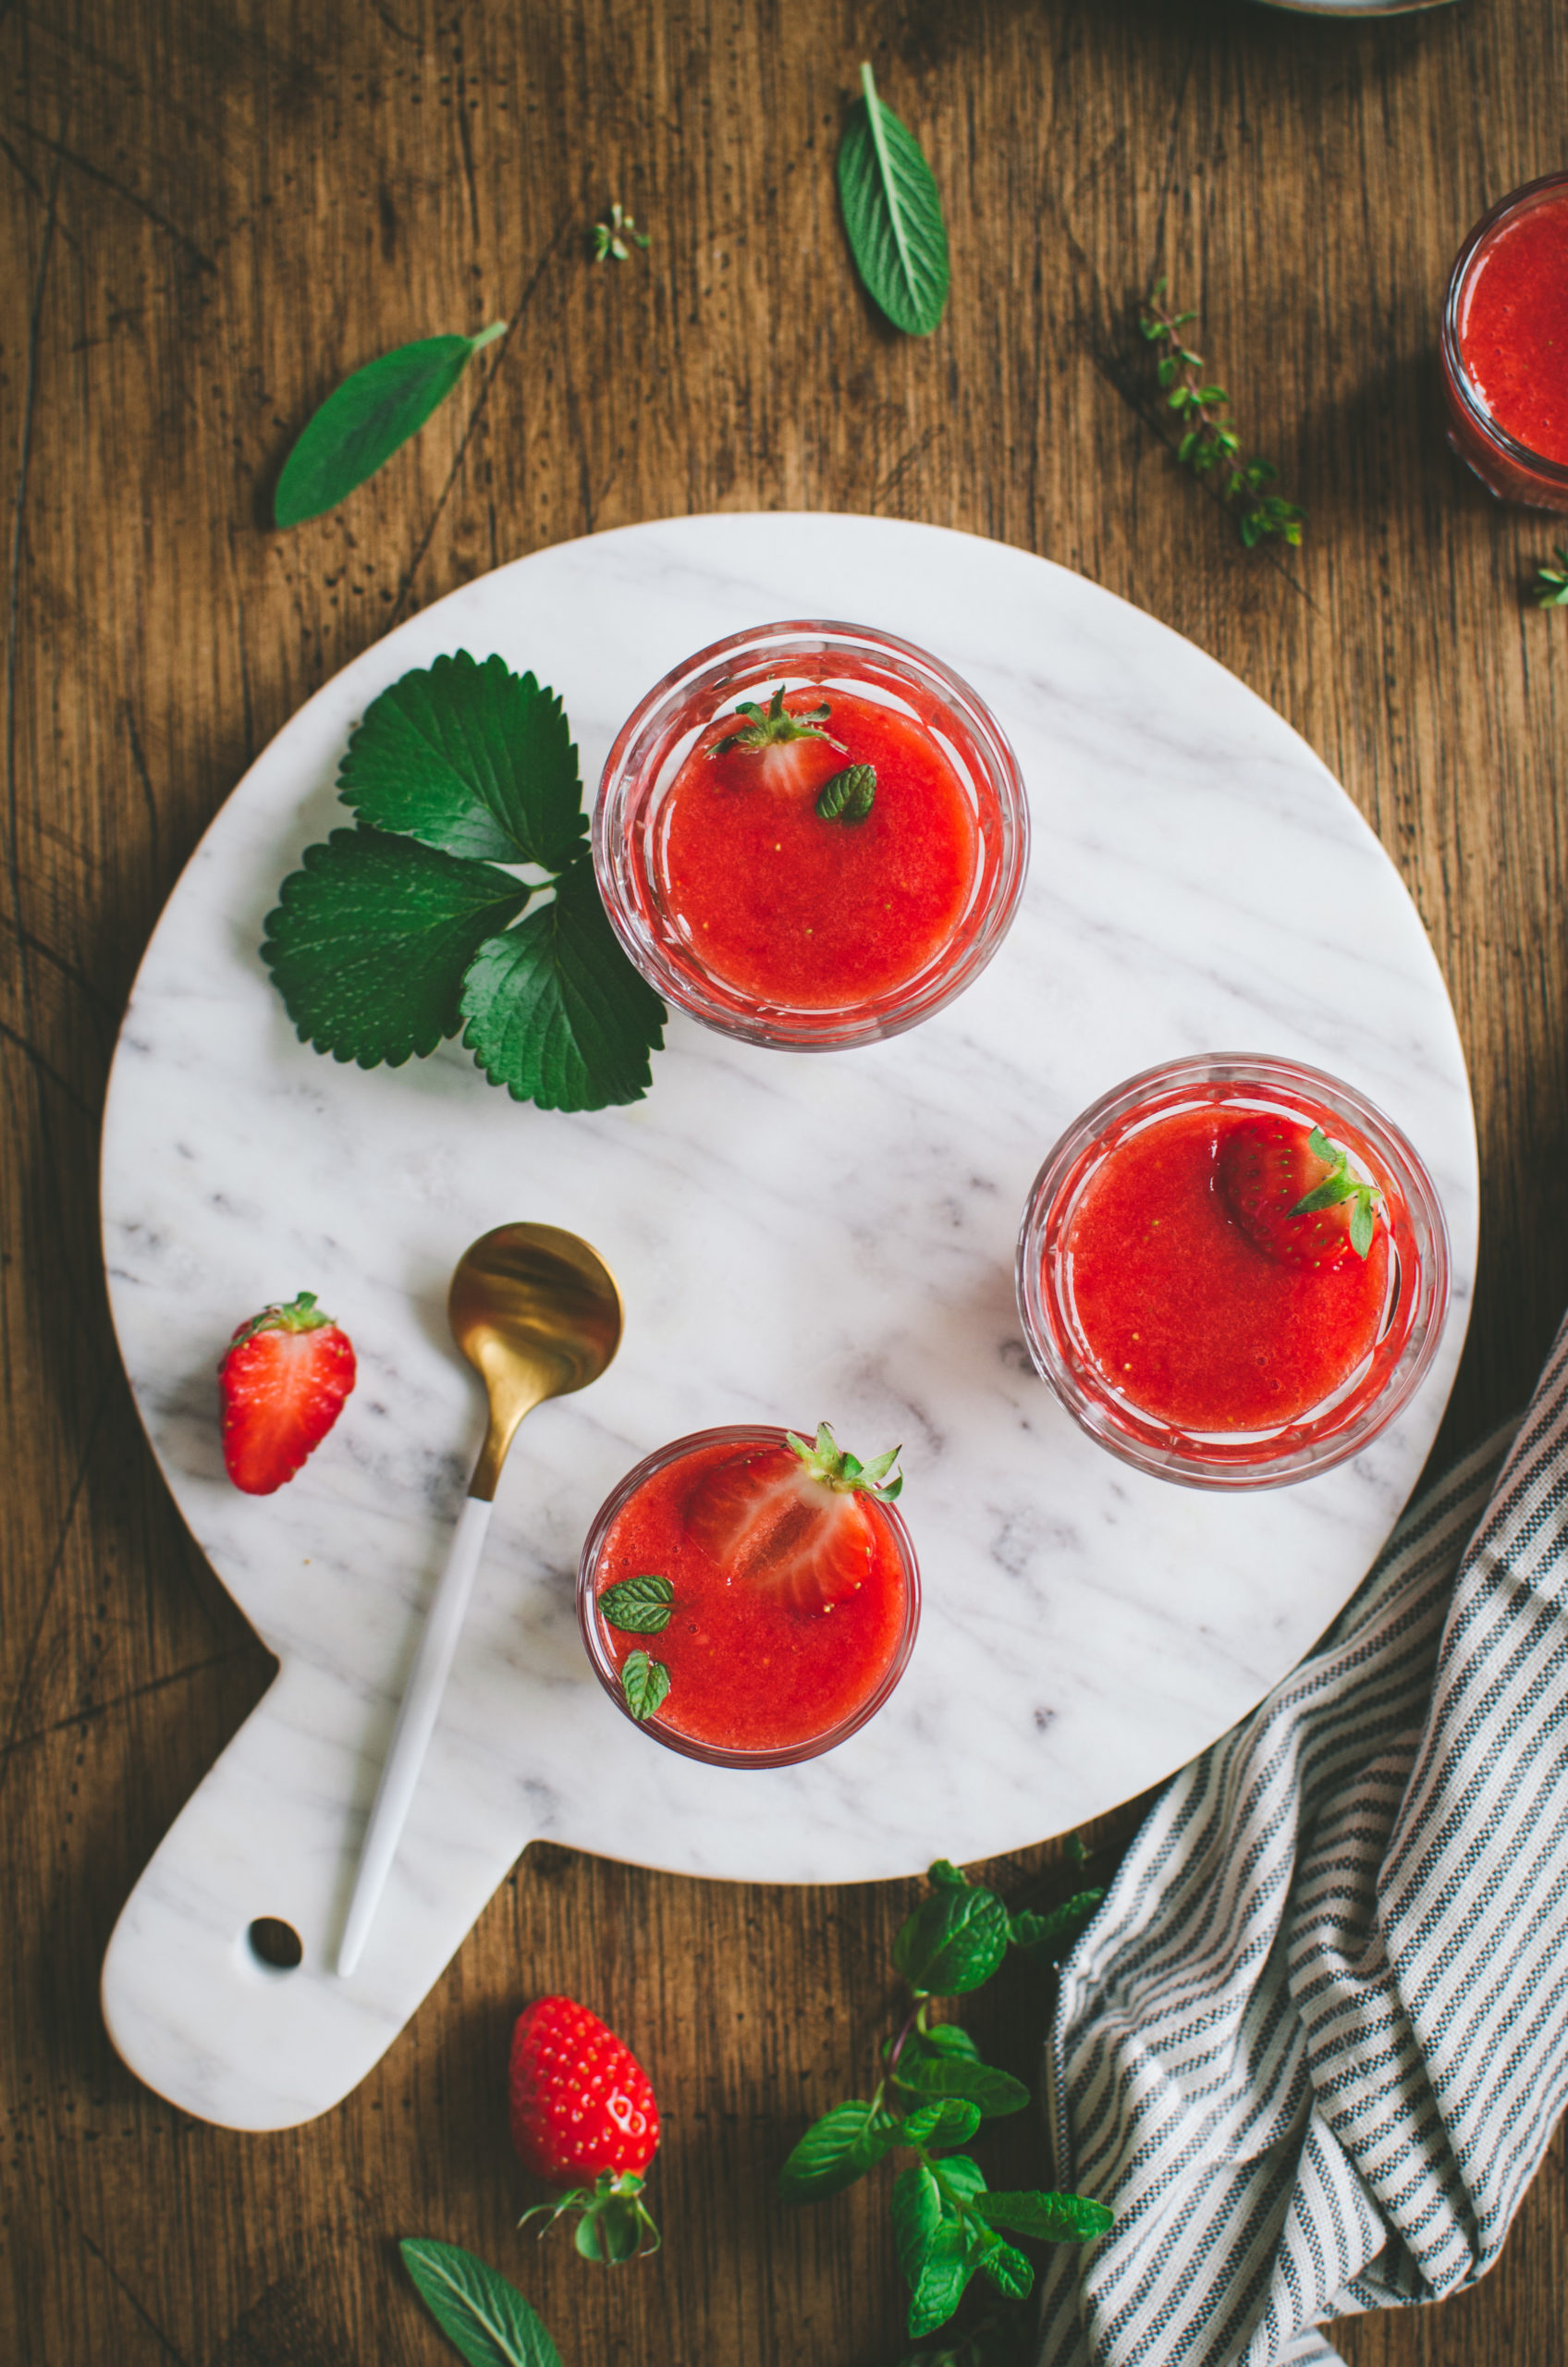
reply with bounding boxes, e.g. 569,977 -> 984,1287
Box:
1440,170 -> 1568,513
1015,1055 -> 1451,1490
577,1425 -> 921,1767
594,620 -> 1029,1050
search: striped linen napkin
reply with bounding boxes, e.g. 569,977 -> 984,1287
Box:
1035,1317 -> 1568,2365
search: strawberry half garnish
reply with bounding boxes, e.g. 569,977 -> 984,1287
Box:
509,1995 -> 662,2262
684,1422 -> 903,1615
1218,1119 -> 1383,1269
217,1290 -> 356,1494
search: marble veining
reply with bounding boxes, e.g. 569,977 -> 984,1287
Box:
99,514 -> 1476,2129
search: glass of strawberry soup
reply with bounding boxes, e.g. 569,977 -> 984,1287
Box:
1441,170 -> 1568,511
1016,1055 -> 1451,1490
594,621 -> 1029,1049
576,1423 -> 920,1766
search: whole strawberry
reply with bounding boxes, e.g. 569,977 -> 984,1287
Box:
509,1995 -> 661,2261
218,1291 -> 356,1494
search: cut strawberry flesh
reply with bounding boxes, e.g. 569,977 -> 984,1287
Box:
221,1325 -> 355,1494
1217,1119 -> 1354,1269
683,1445 -> 876,1613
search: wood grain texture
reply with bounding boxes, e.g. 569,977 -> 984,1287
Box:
4,0 -> 1566,2360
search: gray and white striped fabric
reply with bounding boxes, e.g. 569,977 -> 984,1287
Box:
1035,1311 -> 1568,2365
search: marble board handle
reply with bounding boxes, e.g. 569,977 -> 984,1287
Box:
100,1655 -> 524,2130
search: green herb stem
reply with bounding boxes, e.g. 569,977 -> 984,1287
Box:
1139,282 -> 1304,551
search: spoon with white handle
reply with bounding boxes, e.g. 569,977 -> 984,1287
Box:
336,1222 -> 623,1978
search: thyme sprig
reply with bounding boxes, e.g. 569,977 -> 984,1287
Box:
1139,281 -> 1304,550
1533,545 -> 1568,607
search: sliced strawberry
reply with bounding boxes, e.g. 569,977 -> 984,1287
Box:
684,1422 -> 902,1614
1218,1118 -> 1382,1269
218,1291 -> 356,1494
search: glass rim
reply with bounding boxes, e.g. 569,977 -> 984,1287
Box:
1440,168 -> 1568,487
575,1422 -> 923,1767
592,619 -> 1031,1051
1014,1053 -> 1452,1491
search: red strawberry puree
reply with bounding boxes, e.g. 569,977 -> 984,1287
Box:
1456,192 -> 1568,463
592,1438 -> 910,1754
1064,1108 -> 1390,1432
656,690 -> 979,1009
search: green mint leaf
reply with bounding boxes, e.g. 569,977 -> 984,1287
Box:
1008,1890 -> 1106,1956
892,2163 -> 945,2291
927,1859 -> 970,1890
262,828 -> 531,1066
894,1881 -> 1010,1993
599,1575 -> 675,1634
778,2099 -> 896,2201
275,327 -> 503,528
838,61 -> 949,336
619,1650 -> 671,1722
337,653 -> 585,871
931,2153 -> 988,2206
901,2096 -> 982,2150
894,2056 -> 1030,2118
399,2239 -> 562,2367
460,854 -> 667,1112
978,2241 -> 1033,2300
815,762 -> 876,824
973,2190 -> 1114,2243
908,2214 -> 976,2339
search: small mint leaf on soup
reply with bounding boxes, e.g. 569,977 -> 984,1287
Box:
619,1650 -> 670,1722
815,763 -> 876,824
600,1575 -> 674,1634
339,652 -> 587,871
275,326 -> 504,528
262,828 -> 531,1067
460,855 -> 667,1112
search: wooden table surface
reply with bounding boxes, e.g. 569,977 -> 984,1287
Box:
6,2 -> 1568,2360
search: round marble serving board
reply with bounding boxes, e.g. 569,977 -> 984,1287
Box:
100,513 -> 1476,2130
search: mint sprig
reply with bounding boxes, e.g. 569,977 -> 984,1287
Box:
778,1858 -> 1111,2344
816,762 -> 876,824
262,653 -> 666,1113
620,1648 -> 671,1722
1533,545 -> 1568,607
1289,1125 -> 1382,1260
599,1575 -> 674,1634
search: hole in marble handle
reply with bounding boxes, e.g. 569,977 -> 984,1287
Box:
247,1916 -> 304,1971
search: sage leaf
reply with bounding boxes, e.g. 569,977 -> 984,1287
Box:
399,2238 -> 561,2367
276,324 -> 505,527
599,1575 -> 675,1634
778,2099 -> 896,2201
619,1650 -> 671,1723
261,827 -> 531,1067
459,855 -> 667,1112
837,61 -> 949,337
972,2189 -> 1114,2243
894,1879 -> 1010,1993
338,652 -> 586,871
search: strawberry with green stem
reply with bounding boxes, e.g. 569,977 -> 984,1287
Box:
508,1996 -> 662,2263
218,1291 -> 356,1494
1219,1121 -> 1383,1267
712,683 -> 847,757
685,1420 -> 903,1614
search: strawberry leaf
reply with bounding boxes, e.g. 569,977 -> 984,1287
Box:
599,1575 -> 675,1634
275,325 -> 504,527
399,2238 -> 562,2367
972,2190 -> 1114,2244
619,1650 -> 671,1722
837,62 -> 949,337
262,828 -> 531,1066
1350,1193 -> 1377,1259
460,856 -> 667,1112
338,652 -> 586,871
